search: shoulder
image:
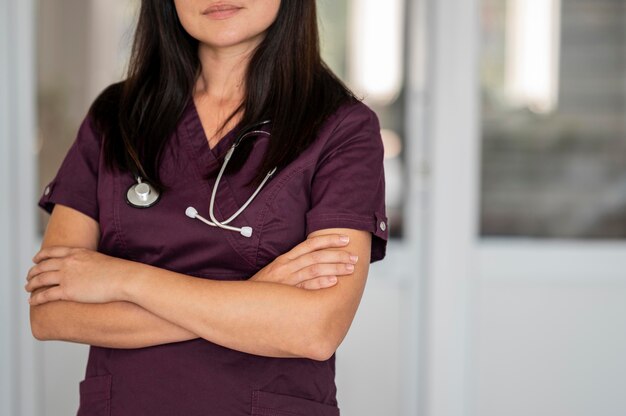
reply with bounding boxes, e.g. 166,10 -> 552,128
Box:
68,80 -> 124,152
86,80 -> 126,142
326,98 -> 381,135
309,98 -> 383,165
89,80 -> 125,114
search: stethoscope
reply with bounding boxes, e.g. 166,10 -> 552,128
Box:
125,120 -> 277,238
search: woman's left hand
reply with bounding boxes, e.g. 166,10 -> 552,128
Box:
25,246 -> 133,306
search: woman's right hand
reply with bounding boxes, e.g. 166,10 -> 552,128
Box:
250,234 -> 359,290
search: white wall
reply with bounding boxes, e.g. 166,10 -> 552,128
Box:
471,243 -> 626,416
0,0 -> 40,415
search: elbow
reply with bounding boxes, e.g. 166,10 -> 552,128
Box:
29,307 -> 50,341
301,307 -> 347,361
303,326 -> 341,362
31,327 -> 48,341
306,339 -> 337,362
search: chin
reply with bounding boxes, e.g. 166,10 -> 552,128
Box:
199,30 -> 266,51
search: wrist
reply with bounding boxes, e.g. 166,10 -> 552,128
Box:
118,260 -> 148,303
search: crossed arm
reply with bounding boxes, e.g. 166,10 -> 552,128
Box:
28,204 -> 371,360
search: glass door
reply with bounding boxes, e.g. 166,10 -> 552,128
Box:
474,1 -> 626,415
422,1 -> 626,416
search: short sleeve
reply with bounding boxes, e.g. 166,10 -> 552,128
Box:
38,112 -> 102,222
305,103 -> 389,263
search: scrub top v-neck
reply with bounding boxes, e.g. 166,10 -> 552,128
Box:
187,98 -> 240,175
38,91 -> 389,416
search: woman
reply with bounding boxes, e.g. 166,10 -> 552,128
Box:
26,0 -> 388,414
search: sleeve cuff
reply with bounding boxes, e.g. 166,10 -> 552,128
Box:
37,179 -> 99,222
305,211 -> 389,263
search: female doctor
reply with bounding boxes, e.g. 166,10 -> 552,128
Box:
25,0 -> 388,415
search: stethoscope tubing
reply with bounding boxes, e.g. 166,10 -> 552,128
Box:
126,119 -> 276,238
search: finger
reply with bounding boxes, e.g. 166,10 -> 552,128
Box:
25,272 -> 60,293
295,263 -> 355,283
284,234 -> 350,260
282,249 -> 358,278
296,276 -> 338,290
26,258 -> 63,281
28,285 -> 65,306
32,246 -> 73,264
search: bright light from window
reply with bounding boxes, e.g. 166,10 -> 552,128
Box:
348,0 -> 404,105
505,0 -> 561,113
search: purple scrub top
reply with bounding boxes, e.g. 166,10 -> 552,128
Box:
38,93 -> 388,416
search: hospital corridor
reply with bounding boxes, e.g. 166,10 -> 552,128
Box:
1,0 -> 625,415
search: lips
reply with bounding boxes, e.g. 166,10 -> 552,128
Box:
201,3 -> 243,16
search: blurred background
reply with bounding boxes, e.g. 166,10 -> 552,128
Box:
1,0 -> 625,415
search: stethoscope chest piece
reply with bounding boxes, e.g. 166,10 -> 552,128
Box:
126,177 -> 160,208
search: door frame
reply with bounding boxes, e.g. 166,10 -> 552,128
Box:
0,0 -> 41,415
421,0 -> 481,415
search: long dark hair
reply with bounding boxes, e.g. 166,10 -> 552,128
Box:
90,0 -> 358,192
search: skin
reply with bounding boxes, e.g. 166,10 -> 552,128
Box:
26,0 -> 373,361
175,0 -> 281,146
27,205 -> 199,349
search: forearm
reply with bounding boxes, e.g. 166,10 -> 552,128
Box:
30,290 -> 198,349
123,264 -> 339,360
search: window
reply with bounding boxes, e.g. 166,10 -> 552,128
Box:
480,0 -> 626,238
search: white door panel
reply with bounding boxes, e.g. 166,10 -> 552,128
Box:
472,274 -> 626,416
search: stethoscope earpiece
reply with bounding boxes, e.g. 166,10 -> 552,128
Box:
185,206 -> 253,237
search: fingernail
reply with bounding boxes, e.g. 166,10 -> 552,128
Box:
329,276 -> 337,283
340,235 -> 350,243
346,264 -> 354,271
349,255 -> 358,263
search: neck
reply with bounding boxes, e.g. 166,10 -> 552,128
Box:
194,37 -> 263,102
